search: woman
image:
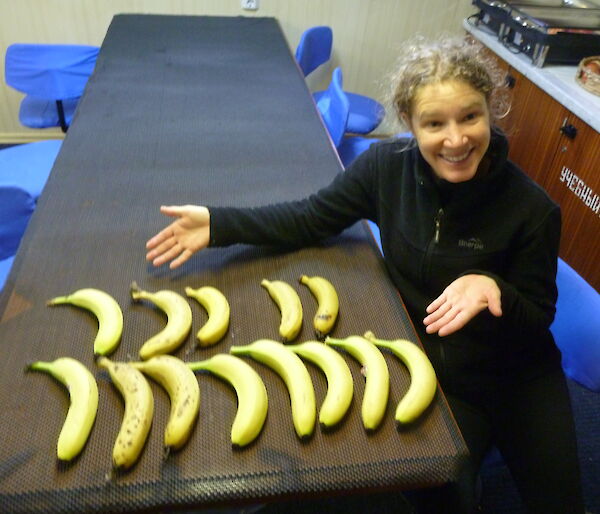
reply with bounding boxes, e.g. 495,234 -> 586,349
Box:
146,37 -> 584,513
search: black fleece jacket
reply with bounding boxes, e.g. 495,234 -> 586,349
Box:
209,131 -> 562,394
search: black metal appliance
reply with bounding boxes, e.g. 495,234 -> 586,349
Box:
471,0 -> 600,66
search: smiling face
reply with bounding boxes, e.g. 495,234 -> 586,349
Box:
406,79 -> 491,183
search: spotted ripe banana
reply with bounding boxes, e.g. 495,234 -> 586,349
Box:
26,357 -> 98,461
185,286 -> 230,346
230,339 -> 316,439
364,331 -> 437,424
287,341 -> 353,428
47,288 -> 123,356
260,279 -> 303,342
325,335 -> 389,431
188,354 -> 268,447
299,275 -> 339,338
130,282 -> 192,360
97,357 -> 154,470
130,355 -> 200,451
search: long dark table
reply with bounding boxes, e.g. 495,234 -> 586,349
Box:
0,14 -> 468,513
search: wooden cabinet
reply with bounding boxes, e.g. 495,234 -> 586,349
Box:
502,68 -> 600,291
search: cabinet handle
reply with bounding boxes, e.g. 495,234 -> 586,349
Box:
505,74 -> 516,89
559,123 -> 578,139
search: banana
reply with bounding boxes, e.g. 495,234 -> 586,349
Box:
260,279 -> 303,342
287,341 -> 353,428
185,286 -> 230,346
188,354 -> 268,447
230,339 -> 316,439
130,282 -> 192,360
26,357 -> 98,461
130,355 -> 200,451
364,331 -> 437,425
325,335 -> 389,431
299,275 -> 339,339
47,288 -> 123,356
97,357 -> 154,470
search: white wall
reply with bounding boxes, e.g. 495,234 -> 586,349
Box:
0,0 -> 473,142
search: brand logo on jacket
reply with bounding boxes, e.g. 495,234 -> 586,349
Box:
458,238 -> 484,250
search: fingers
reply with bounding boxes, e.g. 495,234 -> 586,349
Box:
160,205 -> 185,218
425,294 -> 446,314
423,299 -> 451,325
150,242 -> 183,267
169,248 -> 193,269
425,304 -> 474,336
146,225 -> 175,251
487,293 -> 503,317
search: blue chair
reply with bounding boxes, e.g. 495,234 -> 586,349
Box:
296,26 -> 385,135
317,67 -> 382,169
0,140 -> 62,291
552,258 -> 600,392
316,68 -> 350,149
5,44 -> 99,132
295,26 -> 333,77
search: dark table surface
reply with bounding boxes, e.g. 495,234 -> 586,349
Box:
0,14 -> 468,513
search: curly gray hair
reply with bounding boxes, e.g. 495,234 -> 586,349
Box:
390,35 -> 510,128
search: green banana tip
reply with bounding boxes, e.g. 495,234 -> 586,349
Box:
46,296 -> 66,306
129,281 -> 143,299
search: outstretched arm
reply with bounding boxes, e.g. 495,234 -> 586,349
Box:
146,205 -> 210,269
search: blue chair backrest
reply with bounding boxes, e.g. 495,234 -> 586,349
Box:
316,68 -> 349,148
551,258 -> 600,392
295,26 -> 333,77
5,44 -> 99,99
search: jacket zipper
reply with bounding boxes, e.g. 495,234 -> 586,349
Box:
422,208 -> 444,282
424,208 -> 447,381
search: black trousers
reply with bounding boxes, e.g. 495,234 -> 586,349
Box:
411,365 -> 585,513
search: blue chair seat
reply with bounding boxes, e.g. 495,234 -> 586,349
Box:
0,140 -> 62,290
314,90 -> 385,134
551,258 -> 600,392
0,255 -> 16,292
19,96 -> 80,129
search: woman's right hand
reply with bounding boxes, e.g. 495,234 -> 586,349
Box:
146,205 -> 210,269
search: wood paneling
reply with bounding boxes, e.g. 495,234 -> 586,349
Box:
499,68 -> 599,291
504,68 -> 566,186
543,117 -> 600,291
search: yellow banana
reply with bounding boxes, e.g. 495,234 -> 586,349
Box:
26,357 -> 98,461
230,339 -> 316,439
130,355 -> 200,451
364,331 -> 437,424
188,354 -> 268,447
130,282 -> 192,360
185,286 -> 230,346
325,335 -> 389,431
260,279 -> 303,342
287,341 -> 353,428
47,288 -> 123,356
97,357 -> 154,470
299,275 -> 339,338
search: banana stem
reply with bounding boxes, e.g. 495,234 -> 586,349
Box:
46,296 -> 69,306
26,361 -> 52,373
129,281 -> 146,301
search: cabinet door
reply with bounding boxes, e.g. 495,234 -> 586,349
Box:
543,116 -> 600,291
503,68 -> 566,185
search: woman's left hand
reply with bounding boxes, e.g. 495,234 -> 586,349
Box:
423,274 -> 502,336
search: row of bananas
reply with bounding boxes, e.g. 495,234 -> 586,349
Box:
45,275 -> 337,361
26,333 -> 437,470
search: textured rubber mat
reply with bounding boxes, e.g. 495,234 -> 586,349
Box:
0,14 -> 467,513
